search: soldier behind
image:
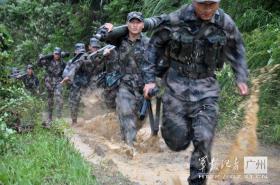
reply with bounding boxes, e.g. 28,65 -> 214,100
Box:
23,64 -> 39,94
37,47 -> 66,127
62,39 -> 117,124
143,0 -> 249,184
103,12 -> 150,146
64,43 -> 87,125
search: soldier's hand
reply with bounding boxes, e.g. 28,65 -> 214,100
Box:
103,48 -> 111,56
237,82 -> 249,96
143,83 -> 156,99
60,77 -> 70,85
104,23 -> 114,32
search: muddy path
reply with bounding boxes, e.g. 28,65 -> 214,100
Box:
69,67 -> 280,185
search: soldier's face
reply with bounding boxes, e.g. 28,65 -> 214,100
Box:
27,68 -> 33,75
89,46 -> 99,53
127,19 -> 144,35
53,53 -> 61,61
193,1 -> 219,21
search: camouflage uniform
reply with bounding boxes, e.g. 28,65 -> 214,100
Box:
38,48 -> 66,123
113,32 -> 150,145
63,42 -> 117,123
143,4 -> 248,185
21,74 -> 39,94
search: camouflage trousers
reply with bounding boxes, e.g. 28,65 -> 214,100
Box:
116,85 -> 144,146
47,83 -> 63,123
102,88 -> 117,109
69,84 -> 87,122
161,91 -> 218,185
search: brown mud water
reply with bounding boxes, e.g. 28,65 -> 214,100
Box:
215,64 -> 280,184
70,66 -> 280,185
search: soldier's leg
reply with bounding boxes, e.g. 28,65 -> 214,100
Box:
161,92 -> 192,151
47,90 -> 54,123
54,83 -> 63,118
116,87 -> 138,146
103,88 -> 117,110
188,98 -> 218,185
69,85 -> 82,124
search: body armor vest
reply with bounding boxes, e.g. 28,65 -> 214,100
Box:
168,9 -> 226,78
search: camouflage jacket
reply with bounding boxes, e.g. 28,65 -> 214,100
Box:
143,4 -> 248,101
21,74 -> 39,93
115,34 -> 150,92
37,57 -> 66,90
63,50 -> 118,87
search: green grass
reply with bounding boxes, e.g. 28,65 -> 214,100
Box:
258,71 -> 280,144
217,66 -> 246,131
0,126 -> 97,185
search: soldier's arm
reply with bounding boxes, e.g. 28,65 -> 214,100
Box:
104,49 -> 120,73
37,54 -> 52,67
143,28 -> 171,84
223,14 -> 249,84
62,61 -> 80,83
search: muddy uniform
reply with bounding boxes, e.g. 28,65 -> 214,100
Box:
38,57 -> 65,122
143,4 -> 248,185
114,34 -> 149,145
63,50 -> 117,122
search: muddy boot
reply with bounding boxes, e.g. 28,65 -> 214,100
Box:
72,118 -> 77,125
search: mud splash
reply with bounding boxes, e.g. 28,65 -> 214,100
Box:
215,64 -> 280,182
70,66 -> 280,185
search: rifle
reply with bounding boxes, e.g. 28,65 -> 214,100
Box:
9,68 -> 27,79
139,87 -> 160,136
38,51 -> 70,61
88,44 -> 116,61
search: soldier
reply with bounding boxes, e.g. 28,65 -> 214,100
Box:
103,12 -> 150,146
22,64 -> 40,94
142,0 -> 249,184
38,47 -> 66,127
63,43 -> 86,125
62,41 -> 116,124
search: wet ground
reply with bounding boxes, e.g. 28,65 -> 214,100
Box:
68,87 -> 280,185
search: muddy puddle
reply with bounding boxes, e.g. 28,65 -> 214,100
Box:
70,65 -> 280,185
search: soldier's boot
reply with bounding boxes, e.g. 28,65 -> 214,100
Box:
43,111 -> 52,128
72,118 -> 77,125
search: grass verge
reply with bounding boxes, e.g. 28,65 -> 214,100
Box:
0,125 -> 97,185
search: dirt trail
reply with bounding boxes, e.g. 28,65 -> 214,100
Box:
70,66 -> 280,185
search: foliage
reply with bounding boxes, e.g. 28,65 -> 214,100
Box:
0,127 -> 97,185
0,0 -> 99,66
244,25 -> 280,69
258,68 -> 280,144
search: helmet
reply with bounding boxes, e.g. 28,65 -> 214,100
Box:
53,47 -> 62,55
27,64 -> 33,69
74,43 -> 86,53
90,38 -> 101,48
127,11 -> 144,22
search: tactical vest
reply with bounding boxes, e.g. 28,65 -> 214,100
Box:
167,8 -> 226,79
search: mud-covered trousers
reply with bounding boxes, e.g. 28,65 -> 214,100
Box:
47,83 -> 63,123
161,92 -> 219,185
116,85 -> 144,145
69,83 -> 87,122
